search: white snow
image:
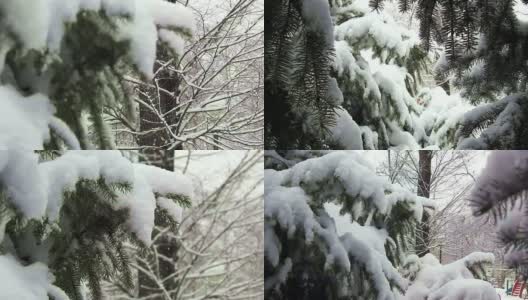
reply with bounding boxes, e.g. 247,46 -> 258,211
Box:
335,5 -> 418,60
0,0 -> 194,79
329,108 -> 363,149
428,278 -> 498,300
301,0 -> 334,45
157,197 -> 183,223
415,87 -> 476,148
404,252 -> 496,300
0,150 -> 193,245
275,151 -> 431,216
159,29 -> 186,56
457,94 -> 525,150
0,254 -> 62,300
265,151 -> 431,299
0,86 -> 56,150
118,169 -> 157,245
0,151 -> 45,219
332,4 -> 428,149
265,186 -> 317,246
133,163 -> 193,198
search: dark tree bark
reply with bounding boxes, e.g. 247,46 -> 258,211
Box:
137,45 -> 183,154
137,45 -> 182,299
416,150 -> 432,257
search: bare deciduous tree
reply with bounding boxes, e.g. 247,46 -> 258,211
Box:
110,0 -> 263,150
104,150 -> 264,300
379,151 -> 476,257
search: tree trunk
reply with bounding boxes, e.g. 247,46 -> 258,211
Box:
137,44 -> 182,299
416,150 -> 432,257
137,47 -> 182,153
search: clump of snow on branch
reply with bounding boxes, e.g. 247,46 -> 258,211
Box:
265,151 -> 433,298
0,0 -> 195,151
414,87 -> 477,148
404,252 -> 495,300
334,7 -> 418,60
0,150 -> 192,245
328,108 -> 363,149
276,151 -> 434,215
0,254 -> 68,300
0,0 -> 193,78
470,151 -> 528,271
456,94 -> 527,149
0,86 -> 71,150
332,0 -> 428,149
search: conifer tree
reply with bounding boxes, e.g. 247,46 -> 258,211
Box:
372,0 -> 528,149
264,151 -> 434,299
332,0 -> 429,149
0,0 -> 193,150
0,150 -> 192,299
265,0 -> 339,149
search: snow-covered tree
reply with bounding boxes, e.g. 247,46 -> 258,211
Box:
402,252 -> 497,300
0,150 -> 192,299
265,0 -> 339,149
264,0 -> 478,150
373,0 -> 528,149
0,0 -> 194,149
264,151 -> 434,299
331,0 -> 429,149
470,151 -> 528,275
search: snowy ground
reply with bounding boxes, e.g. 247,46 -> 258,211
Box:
497,288 -> 524,300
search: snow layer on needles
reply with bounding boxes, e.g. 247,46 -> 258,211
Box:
0,86 -> 80,150
126,164 -> 192,243
405,252 -> 495,300
40,151 -> 134,220
0,151 -> 193,245
264,185 -> 407,297
134,164 -> 193,198
341,232 -> 408,298
415,88 -> 475,147
428,279 -> 497,300
265,152 -> 429,298
329,108 -> 363,150
0,254 -> 64,300
277,151 -> 431,216
301,0 -> 334,45
335,7 -> 418,59
0,0 -> 194,78
0,151 -> 44,219
265,186 -> 317,246
470,151 -> 528,215
0,86 -> 56,150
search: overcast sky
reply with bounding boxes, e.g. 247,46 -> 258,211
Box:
173,150 -> 263,194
